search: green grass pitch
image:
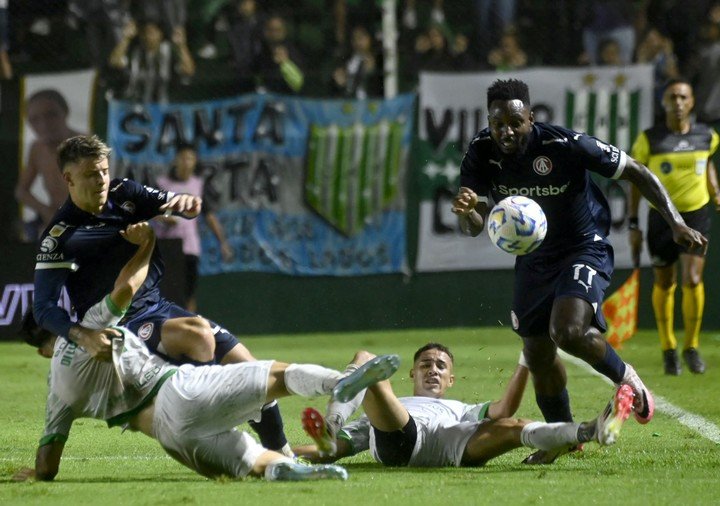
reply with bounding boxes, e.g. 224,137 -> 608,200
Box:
2,327 -> 720,505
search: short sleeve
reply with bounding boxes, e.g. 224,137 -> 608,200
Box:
710,130 -> 719,157
570,132 -> 627,180
119,178 -> 173,220
461,401 -> 492,422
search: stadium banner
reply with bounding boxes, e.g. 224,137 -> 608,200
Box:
107,93 -> 415,276
416,66 -> 654,271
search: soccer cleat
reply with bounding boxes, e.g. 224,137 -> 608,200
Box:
266,461 -> 348,481
682,348 -> 706,374
663,349 -> 682,376
595,384 -> 634,445
332,354 -> 400,402
302,407 -> 337,456
619,364 -> 654,424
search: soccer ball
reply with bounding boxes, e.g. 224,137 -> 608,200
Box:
487,196 -> 547,255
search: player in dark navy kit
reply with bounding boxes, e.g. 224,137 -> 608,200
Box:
33,135 -> 292,457
451,79 -> 707,462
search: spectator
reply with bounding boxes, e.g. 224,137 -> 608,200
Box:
68,0 -> 130,80
576,0 -> 638,65
688,18 -> 720,127
413,24 -> 455,72
130,0 -> 187,39
109,20 -> 195,103
0,0 -> 12,79
14,89 -> 83,242
226,0 -> 264,93
153,143 -> 234,313
597,37 -> 624,66
331,25 -> 381,99
635,27 -> 680,124
487,29 -> 527,71
474,0 -> 517,59
254,14 -> 304,94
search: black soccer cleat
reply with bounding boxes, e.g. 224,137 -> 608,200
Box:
663,349 -> 681,376
682,348 -> 706,374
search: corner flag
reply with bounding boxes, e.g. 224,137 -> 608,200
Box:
603,269 -> 639,349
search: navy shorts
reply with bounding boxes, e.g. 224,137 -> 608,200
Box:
511,242 -> 613,338
647,205 -> 710,267
121,298 -> 239,363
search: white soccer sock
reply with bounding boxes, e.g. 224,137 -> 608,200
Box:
325,364 -> 363,435
520,421 -> 580,450
284,364 -> 343,398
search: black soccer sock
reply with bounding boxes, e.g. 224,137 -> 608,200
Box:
249,401 -> 288,451
536,388 -> 573,422
590,342 -> 626,384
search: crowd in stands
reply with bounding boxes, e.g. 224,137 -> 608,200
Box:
0,0 -> 719,121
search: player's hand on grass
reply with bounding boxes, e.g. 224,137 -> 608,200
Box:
451,187 -> 479,216
70,326 -> 120,362
120,222 -> 154,245
12,467 -> 36,482
160,194 -> 202,219
672,224 -> 708,255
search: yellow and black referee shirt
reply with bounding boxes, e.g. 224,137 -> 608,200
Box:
631,124 -> 719,212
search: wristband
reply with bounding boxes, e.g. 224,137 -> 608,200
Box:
518,351 -> 528,368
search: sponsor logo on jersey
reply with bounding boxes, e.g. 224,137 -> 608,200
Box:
661,161 -> 672,174
49,223 -> 68,237
489,159 -> 503,169
510,310 -> 519,330
36,252 -> 65,261
533,156 -> 553,175
673,140 -> 695,152
40,236 -> 58,253
138,322 -> 154,340
84,222 -> 106,229
495,181 -> 570,197
121,201 -> 136,214
541,137 -> 567,145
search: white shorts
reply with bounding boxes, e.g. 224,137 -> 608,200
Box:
370,417 -> 483,467
153,360 -> 274,478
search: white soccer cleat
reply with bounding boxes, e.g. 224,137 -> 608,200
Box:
596,384 -> 634,446
266,461 -> 348,481
618,364 -> 655,424
332,354 -> 400,402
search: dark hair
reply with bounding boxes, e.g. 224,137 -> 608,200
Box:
487,79 -> 530,108
57,135 -> 111,173
27,89 -> 69,115
176,141 -> 197,153
663,77 -> 693,92
413,342 -> 454,364
19,311 -> 54,348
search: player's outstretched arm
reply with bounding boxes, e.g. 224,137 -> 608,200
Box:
452,186 -> 488,236
293,438 -> 353,463
706,160 -> 720,211
13,441 -> 65,482
113,222 -> 156,311
159,193 -> 202,219
486,353 -> 530,420
621,157 -> 708,254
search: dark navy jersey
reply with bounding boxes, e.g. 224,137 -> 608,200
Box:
460,123 -> 627,258
33,178 -> 175,338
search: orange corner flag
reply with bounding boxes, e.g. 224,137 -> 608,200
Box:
603,269 -> 639,349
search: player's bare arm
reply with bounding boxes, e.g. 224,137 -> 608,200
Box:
13,440 -> 65,482
706,160 -> 720,211
113,222 -> 156,310
486,357 -> 529,420
621,157 -> 708,254
159,193 -> 202,219
452,186 -> 488,237
68,326 -> 120,362
627,183 -> 643,265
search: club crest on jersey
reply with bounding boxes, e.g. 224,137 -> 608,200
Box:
510,310 -> 519,330
40,236 -> 58,253
138,322 -> 154,340
121,201 -> 136,214
533,156 -> 552,175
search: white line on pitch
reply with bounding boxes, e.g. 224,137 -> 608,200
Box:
0,455 -> 170,462
559,350 -> 720,445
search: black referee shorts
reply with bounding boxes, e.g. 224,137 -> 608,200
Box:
647,204 -> 711,267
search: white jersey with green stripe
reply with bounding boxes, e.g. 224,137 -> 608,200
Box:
41,328 -> 176,446
341,396 -> 491,454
